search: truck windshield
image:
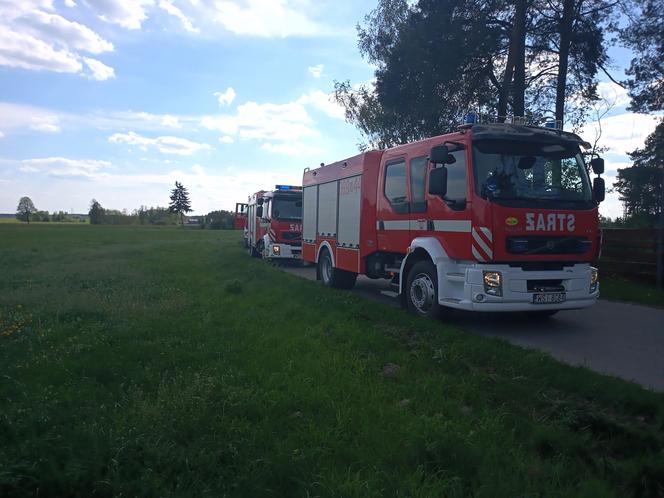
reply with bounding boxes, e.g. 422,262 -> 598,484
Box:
473,139 -> 593,205
272,196 -> 302,220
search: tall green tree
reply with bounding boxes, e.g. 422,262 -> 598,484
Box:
16,196 -> 37,223
89,199 -> 106,225
613,120 -> 664,226
168,181 -> 192,225
621,0 -> 663,113
334,0 -> 618,148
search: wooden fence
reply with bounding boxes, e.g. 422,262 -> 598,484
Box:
599,228 -> 662,284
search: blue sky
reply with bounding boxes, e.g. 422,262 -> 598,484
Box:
0,0 -> 659,218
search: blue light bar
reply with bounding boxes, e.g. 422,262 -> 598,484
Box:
464,111 -> 479,125
275,185 -> 300,191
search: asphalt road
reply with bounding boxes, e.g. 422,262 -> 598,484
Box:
282,264 -> 664,391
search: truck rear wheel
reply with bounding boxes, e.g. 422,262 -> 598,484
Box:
318,248 -> 357,289
406,260 -> 444,319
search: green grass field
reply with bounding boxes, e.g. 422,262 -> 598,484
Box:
1,224 -> 663,497
600,276 -> 664,308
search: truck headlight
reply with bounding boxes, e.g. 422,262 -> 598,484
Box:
272,245 -> 281,255
590,267 -> 598,293
483,271 -> 502,297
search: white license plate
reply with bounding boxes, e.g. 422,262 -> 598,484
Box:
533,292 -> 566,304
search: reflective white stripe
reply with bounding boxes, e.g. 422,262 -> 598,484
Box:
479,226 -> 492,242
378,219 -> 472,232
410,219 -> 427,231
472,246 -> 485,262
432,220 -> 472,232
472,229 -> 493,259
380,220 -> 411,230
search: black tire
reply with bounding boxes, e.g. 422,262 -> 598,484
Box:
248,241 -> 261,258
405,260 -> 444,319
318,248 -> 357,289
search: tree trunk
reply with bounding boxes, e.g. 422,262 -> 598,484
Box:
180,212 -> 184,226
497,0 -> 528,120
512,0 -> 528,117
556,0 -> 576,124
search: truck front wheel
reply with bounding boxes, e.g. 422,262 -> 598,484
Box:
406,260 -> 444,319
318,248 -> 357,289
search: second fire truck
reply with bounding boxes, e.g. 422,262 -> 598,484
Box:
301,118 -> 605,317
245,185 -> 303,262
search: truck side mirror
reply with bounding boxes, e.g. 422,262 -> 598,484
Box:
429,166 -> 448,197
257,198 -> 264,206
256,206 -> 263,217
590,157 -> 604,175
429,145 -> 450,164
593,177 -> 605,203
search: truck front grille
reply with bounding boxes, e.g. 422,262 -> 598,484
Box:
506,236 -> 591,255
281,231 -> 301,241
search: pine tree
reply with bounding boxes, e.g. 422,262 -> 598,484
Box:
89,199 -> 105,225
613,120 -> 664,226
168,181 -> 192,225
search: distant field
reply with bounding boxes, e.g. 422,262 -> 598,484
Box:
0,218 -> 88,224
1,224 -> 662,497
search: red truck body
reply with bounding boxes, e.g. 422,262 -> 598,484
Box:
246,186 -> 303,261
302,122 -> 603,315
234,202 -> 248,230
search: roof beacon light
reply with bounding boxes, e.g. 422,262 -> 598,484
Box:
275,185 -> 301,191
464,111 -> 479,125
543,119 -> 561,130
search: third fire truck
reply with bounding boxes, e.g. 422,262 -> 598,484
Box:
245,185 -> 303,262
301,118 -> 605,317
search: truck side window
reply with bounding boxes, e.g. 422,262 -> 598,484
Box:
444,149 -> 467,209
409,156 -> 427,213
384,160 -> 408,205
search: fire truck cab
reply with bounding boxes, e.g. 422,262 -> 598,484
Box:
302,119 -> 605,317
234,202 -> 248,231
246,186 -> 303,262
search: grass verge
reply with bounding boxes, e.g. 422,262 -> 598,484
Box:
600,276 -> 664,308
1,224 -> 663,497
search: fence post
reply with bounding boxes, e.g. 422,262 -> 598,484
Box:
658,168 -> 664,290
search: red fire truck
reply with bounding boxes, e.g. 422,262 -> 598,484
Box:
234,202 -> 248,230
301,119 -> 605,317
245,186 -> 303,262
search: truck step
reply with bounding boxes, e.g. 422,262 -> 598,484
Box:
380,290 -> 399,298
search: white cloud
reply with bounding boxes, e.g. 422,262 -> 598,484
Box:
201,90 -> 343,144
83,57 -> 115,80
261,141 -> 322,156
65,0 -> 77,7
214,87 -> 236,106
596,82 -> 630,108
109,131 -> 212,155
0,131 -> 4,138
308,63 -> 324,78
0,1 -> 115,78
219,135 -> 234,143
158,0 -> 199,32
0,102 -> 62,133
83,0 -> 154,30
581,112 -> 660,156
20,157 -> 110,177
296,90 -> 345,119
213,0 -> 324,37
202,99 -> 316,141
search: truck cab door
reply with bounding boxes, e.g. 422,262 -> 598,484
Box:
423,146 -> 472,259
377,155 -> 411,253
